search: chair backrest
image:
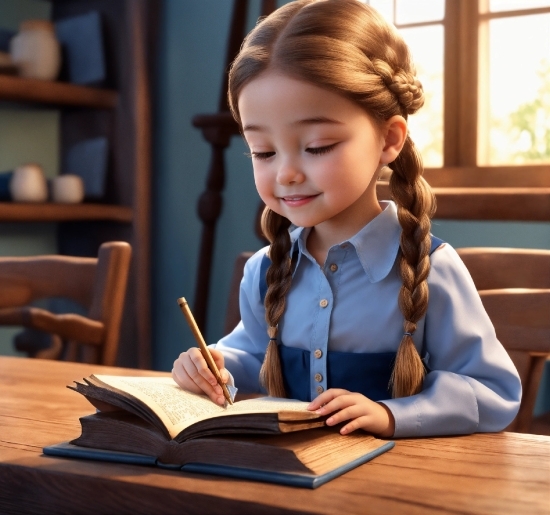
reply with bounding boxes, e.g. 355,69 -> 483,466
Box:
456,247 -> 550,433
0,241 -> 132,366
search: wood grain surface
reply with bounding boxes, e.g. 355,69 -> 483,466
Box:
1,356 -> 549,515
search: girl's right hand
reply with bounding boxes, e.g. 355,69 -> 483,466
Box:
172,347 -> 230,406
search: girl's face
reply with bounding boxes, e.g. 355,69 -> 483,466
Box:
238,72 -> 393,242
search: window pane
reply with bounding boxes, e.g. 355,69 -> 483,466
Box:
395,0 -> 445,24
489,1 -> 550,12
366,0 -> 394,23
400,25 -> 444,167
482,14 -> 550,165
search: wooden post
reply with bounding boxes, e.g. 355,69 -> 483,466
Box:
192,0 -> 277,332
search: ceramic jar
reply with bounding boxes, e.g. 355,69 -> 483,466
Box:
10,20 -> 61,80
9,163 -> 48,202
51,175 -> 85,203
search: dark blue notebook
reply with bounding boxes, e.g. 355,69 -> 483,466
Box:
44,435 -> 394,489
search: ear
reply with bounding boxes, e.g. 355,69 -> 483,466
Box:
379,115 -> 408,165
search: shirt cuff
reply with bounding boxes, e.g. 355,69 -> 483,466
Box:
380,371 -> 479,438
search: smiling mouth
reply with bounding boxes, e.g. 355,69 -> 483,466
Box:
279,194 -> 319,206
280,194 -> 318,201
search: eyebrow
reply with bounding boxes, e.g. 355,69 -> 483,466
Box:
242,116 -> 343,133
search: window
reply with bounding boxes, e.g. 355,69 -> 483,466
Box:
368,0 -> 445,167
367,0 -> 550,171
478,2 -> 550,165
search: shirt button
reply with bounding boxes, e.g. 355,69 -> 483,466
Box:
329,263 -> 338,272
316,385 -> 324,394
319,299 -> 329,308
314,349 -> 323,359
314,373 -> 323,382
341,243 -> 349,249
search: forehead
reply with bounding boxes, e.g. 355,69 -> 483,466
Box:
238,72 -> 370,130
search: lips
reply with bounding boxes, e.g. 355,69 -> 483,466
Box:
279,193 -> 319,207
281,195 -> 313,201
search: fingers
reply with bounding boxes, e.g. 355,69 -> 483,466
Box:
307,388 -> 348,411
209,348 -> 231,388
172,348 -> 225,405
209,348 -> 227,377
219,367 -> 231,384
336,403 -> 393,437
308,389 -> 393,436
325,404 -> 370,433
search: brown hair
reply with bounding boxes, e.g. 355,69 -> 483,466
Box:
228,0 -> 436,399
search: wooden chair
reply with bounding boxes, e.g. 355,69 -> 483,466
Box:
0,241 -> 132,366
456,247 -> 550,434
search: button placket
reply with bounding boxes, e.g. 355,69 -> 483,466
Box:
311,278 -> 331,400
324,245 -> 346,295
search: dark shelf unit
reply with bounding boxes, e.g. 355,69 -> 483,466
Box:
0,0 -> 157,368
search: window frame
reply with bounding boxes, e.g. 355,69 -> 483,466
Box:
381,0 -> 550,221
444,0 -> 550,168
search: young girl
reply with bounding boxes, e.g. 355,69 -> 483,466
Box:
172,0 -> 521,438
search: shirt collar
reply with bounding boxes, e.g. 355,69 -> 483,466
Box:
290,201 -> 401,283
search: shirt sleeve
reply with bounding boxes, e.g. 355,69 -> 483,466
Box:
211,247 -> 269,393
381,244 -> 522,437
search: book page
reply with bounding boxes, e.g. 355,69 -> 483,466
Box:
93,376 -> 227,439
223,397 -> 316,420
93,376 -> 318,439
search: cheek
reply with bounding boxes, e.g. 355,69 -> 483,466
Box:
320,152 -> 377,195
253,167 -> 272,201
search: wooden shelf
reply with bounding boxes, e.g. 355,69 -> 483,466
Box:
0,75 -> 118,109
0,202 -> 132,223
0,0 -> 155,369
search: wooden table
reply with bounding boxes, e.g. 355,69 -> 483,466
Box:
1,356 -> 549,515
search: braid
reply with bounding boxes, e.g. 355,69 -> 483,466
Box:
370,59 -> 424,118
259,206 -> 293,397
389,136 -> 436,398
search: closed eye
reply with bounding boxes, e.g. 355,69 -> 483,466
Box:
306,143 -> 338,156
247,151 -> 276,161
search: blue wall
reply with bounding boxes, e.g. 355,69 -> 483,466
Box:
152,0 -> 267,371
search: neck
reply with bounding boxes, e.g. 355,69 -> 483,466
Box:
306,199 -> 383,266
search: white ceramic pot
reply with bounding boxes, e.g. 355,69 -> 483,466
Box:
9,20 -> 61,81
51,175 -> 85,203
10,163 -> 48,202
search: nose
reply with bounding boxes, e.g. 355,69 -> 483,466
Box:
276,158 -> 304,185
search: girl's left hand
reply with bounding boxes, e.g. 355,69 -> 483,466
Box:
308,388 -> 395,437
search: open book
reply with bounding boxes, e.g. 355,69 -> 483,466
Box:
44,375 -> 394,488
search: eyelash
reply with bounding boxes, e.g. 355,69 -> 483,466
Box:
247,151 -> 275,161
246,144 -> 337,161
306,143 -> 337,155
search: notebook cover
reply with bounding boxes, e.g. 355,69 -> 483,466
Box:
43,440 -> 395,489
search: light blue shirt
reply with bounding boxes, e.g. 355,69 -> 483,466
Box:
214,201 -> 522,437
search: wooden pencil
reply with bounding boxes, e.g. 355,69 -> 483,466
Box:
177,297 -> 233,404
